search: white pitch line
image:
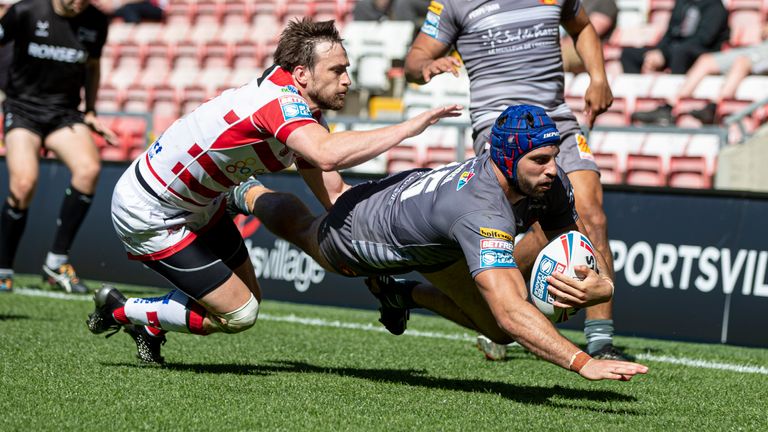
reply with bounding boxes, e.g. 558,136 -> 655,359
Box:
11,288 -> 768,375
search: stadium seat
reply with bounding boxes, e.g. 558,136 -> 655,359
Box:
642,132 -> 690,174
424,146 -> 460,169
599,131 -> 646,174
106,21 -> 135,45
594,97 -> 630,126
625,154 -> 666,186
132,22 -> 164,45
123,84 -> 152,113
180,85 -> 209,115
674,97 -> 714,127
648,74 -> 686,100
386,145 -> 423,173
685,133 -> 721,175
735,76 -> 768,102
100,145 -> 129,162
668,155 -> 712,188
96,84 -> 124,113
592,152 -> 623,184
610,73 -> 655,101
251,13 -> 281,44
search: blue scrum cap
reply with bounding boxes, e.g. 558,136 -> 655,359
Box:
488,105 -> 561,182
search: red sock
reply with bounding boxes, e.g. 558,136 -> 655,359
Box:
113,306 -> 130,325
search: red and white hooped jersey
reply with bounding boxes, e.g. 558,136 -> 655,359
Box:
134,65 -> 322,211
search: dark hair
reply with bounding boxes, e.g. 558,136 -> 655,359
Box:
273,18 -> 344,72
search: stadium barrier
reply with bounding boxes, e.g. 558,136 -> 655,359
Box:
4,160 -> 768,348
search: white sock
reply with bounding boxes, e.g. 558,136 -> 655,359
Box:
45,253 -> 68,269
123,289 -> 208,334
0,268 -> 14,277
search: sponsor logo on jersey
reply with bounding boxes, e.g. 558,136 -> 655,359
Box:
576,133 -> 594,161
468,3 -> 500,20
28,42 -> 87,63
281,85 -> 299,94
148,139 -> 163,160
480,249 -> 516,268
456,169 -> 474,190
422,10 -> 440,38
481,239 -> 513,251
226,157 -> 265,176
539,0 -> 557,5
480,227 -> 513,241
35,20 -> 49,37
428,1 -> 444,15
78,27 -> 98,43
279,95 -> 312,121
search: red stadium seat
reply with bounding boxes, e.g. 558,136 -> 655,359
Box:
593,152 -> 623,184
96,84 -> 124,113
668,156 -> 712,188
625,154 -> 666,186
386,145 -> 423,173
729,10 -> 763,47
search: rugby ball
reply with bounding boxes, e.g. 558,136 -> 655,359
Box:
529,231 -> 597,323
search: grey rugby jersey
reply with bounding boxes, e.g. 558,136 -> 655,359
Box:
420,0 -> 581,132
323,153 -> 577,277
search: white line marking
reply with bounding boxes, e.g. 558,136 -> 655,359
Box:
11,288 -> 768,375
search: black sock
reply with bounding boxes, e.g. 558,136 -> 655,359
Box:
51,186 -> 93,255
0,201 -> 28,268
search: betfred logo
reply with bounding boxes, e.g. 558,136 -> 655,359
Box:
480,239 -> 513,251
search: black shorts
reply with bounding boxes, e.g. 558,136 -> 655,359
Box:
143,215 -> 251,300
3,99 -> 85,139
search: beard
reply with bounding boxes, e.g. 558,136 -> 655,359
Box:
516,175 -> 548,199
307,87 -> 346,111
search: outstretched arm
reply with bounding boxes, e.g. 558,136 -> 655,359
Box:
286,104 -> 462,171
474,268 -> 647,380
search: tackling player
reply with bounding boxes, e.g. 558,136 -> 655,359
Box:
227,105 -> 648,381
0,0 -> 116,293
86,18 -> 461,364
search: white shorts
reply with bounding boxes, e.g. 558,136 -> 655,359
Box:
111,160 -> 226,260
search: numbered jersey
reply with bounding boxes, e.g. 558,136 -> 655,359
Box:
134,65 -> 321,211
321,153 -> 578,278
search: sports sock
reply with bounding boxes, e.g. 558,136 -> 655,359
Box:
51,186 -> 93,255
0,201 -> 28,268
121,289 -> 209,335
44,252 -> 68,270
584,319 -> 614,354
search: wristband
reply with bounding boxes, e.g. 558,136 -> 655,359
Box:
601,276 -> 615,297
568,350 -> 592,373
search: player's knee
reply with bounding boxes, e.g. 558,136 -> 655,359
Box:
210,294 -> 260,334
72,161 -> 101,187
9,177 -> 37,205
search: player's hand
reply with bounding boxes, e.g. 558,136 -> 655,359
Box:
579,358 -> 649,381
641,49 -> 665,74
84,112 -> 119,146
421,56 -> 462,83
583,78 -> 613,129
546,265 -> 612,308
403,104 -> 464,137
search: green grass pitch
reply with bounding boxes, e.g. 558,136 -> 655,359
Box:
1,275 -> 767,431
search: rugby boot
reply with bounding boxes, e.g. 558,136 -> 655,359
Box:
42,263 -> 89,293
590,344 -> 634,361
476,335 -> 507,361
86,285 -> 127,336
226,177 -> 264,217
124,325 -> 166,365
365,276 -> 419,336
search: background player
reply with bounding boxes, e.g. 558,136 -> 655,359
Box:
0,0 -> 116,293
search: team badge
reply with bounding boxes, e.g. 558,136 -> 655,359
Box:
279,95 -> 312,121
456,170 -> 474,191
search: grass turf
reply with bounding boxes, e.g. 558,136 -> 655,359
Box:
1,275 -> 767,431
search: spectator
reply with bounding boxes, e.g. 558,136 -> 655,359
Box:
563,0 -> 619,73
633,24 -> 768,125
92,0 -> 165,23
621,0 -> 729,75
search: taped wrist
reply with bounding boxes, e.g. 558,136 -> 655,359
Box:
569,350 -> 593,373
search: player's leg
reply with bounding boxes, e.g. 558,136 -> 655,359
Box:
88,216 -> 260,364
554,122 -> 628,360
0,127 -> 43,291
41,122 -> 101,293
